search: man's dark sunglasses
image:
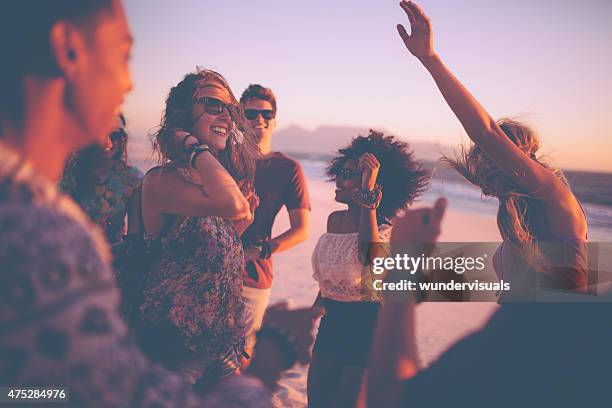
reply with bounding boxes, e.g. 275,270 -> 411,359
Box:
244,109 -> 276,121
195,97 -> 232,115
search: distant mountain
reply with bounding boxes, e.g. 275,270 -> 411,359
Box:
271,125 -> 612,208
128,124 -> 612,208
272,125 -> 454,162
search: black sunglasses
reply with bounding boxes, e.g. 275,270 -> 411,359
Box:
337,168 -> 361,181
195,97 -> 232,115
244,109 -> 276,121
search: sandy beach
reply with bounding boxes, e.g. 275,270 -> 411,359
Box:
267,175 -> 501,407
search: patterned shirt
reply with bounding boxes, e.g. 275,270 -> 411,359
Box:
60,161 -> 142,244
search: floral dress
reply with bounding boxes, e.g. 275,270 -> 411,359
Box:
0,142 -> 271,407
60,162 -> 142,243
140,168 -> 246,363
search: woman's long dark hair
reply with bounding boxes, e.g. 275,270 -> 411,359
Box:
151,68 -> 259,193
326,130 -> 430,222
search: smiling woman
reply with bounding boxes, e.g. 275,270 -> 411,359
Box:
136,68 -> 263,386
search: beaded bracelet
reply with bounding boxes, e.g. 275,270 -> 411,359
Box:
182,133 -> 195,151
352,184 -> 382,209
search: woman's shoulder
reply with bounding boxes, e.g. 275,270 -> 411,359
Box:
326,210 -> 347,233
142,164 -> 197,189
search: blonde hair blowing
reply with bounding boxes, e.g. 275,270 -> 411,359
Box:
441,118 -> 568,272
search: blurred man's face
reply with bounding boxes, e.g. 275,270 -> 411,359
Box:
69,0 -> 133,148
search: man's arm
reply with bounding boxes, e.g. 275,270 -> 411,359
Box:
269,208 -> 310,254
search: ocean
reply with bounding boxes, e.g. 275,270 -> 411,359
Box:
296,156 -> 612,243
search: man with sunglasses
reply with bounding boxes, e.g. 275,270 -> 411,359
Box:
239,84 -> 312,366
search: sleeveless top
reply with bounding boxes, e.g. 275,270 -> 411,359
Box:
493,240 -> 588,301
312,224 -> 392,302
491,194 -> 589,301
140,166 -> 245,359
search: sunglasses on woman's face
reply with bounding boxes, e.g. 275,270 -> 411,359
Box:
337,168 -> 361,181
244,109 -> 276,121
195,97 -> 231,116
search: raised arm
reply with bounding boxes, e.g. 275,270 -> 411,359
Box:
365,197 -> 447,407
397,1 -> 565,199
358,153 -> 383,263
142,132 -> 249,229
247,303 -> 324,390
233,190 -> 260,236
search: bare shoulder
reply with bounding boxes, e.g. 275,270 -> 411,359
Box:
327,210 -> 346,233
143,166 -> 191,193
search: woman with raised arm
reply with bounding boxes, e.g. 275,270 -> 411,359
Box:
366,196 -> 610,408
397,0 -> 588,299
307,131 -> 428,407
137,68 -> 261,386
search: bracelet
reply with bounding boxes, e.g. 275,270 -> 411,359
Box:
189,144 -> 211,169
352,184 -> 382,209
256,324 -> 298,368
255,241 -> 271,259
184,140 -> 201,157
182,133 -> 196,152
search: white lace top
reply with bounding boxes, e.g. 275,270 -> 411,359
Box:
312,224 -> 392,302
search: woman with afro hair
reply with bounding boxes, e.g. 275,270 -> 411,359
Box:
307,130 -> 429,407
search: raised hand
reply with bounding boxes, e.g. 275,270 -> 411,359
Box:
391,197 -> 447,244
359,152 -> 380,190
262,302 -> 325,365
397,1 -> 435,59
247,303 -> 324,390
159,129 -> 195,161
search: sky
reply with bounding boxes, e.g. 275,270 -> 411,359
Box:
122,0 -> 612,172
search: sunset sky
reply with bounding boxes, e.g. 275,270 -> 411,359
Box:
123,0 -> 612,172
